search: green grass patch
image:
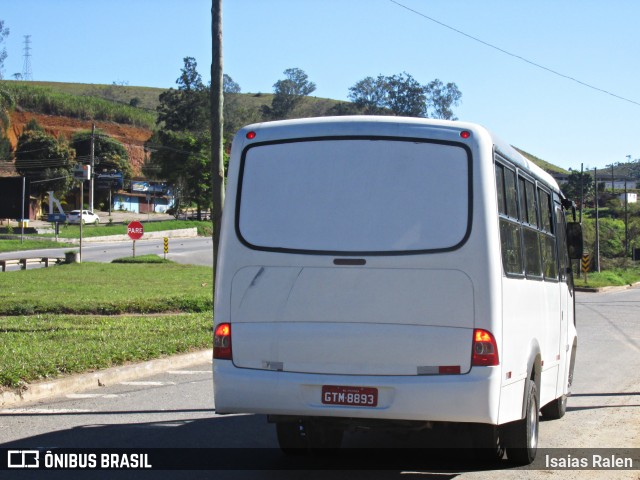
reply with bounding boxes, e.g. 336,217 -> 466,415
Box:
574,267 -> 640,288
0,312 -> 212,388
50,220 -> 212,238
0,262 -> 213,315
1,81 -> 156,128
112,254 -> 172,264
12,80 -> 167,112
0,239 -> 73,253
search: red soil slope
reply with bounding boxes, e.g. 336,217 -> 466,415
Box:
8,111 -> 153,176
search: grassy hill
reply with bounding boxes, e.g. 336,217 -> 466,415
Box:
1,80 -> 572,175
513,147 -> 570,175
12,80 -> 166,112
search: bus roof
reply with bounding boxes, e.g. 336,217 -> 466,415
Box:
237,116 -> 562,194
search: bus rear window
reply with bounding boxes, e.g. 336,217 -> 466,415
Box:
237,138 -> 471,254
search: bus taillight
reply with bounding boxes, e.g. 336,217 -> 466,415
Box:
472,329 -> 499,366
214,323 -> 232,360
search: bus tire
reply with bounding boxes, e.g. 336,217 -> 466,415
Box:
471,424 -> 504,462
506,381 -> 539,465
541,394 -> 567,420
306,422 -> 343,451
276,421 -> 309,455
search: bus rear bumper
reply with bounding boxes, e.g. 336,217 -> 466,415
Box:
213,361 -> 502,425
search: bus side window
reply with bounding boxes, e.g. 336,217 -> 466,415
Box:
504,168 -> 518,218
521,176 -> 542,277
539,189 -> 558,280
500,219 -> 523,275
496,164 -> 506,214
554,202 -> 571,283
496,160 -> 523,275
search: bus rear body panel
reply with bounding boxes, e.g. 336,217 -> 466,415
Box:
214,116 -> 576,434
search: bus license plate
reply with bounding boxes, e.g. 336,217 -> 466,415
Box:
321,385 -> 378,407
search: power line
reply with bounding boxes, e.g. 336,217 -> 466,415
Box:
389,0 -> 640,108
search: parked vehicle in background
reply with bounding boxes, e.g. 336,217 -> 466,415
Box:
67,210 -> 100,225
213,116 -> 583,464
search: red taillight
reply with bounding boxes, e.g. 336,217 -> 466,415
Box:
472,329 -> 499,366
460,130 -> 471,139
214,323 -> 232,360
246,131 -> 256,140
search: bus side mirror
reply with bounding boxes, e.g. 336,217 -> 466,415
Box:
566,222 -> 583,260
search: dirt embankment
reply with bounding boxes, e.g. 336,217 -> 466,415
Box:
8,111 -> 154,176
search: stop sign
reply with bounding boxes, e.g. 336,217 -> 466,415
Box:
127,221 -> 144,240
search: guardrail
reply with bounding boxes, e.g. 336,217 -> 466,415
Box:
0,257 -> 66,272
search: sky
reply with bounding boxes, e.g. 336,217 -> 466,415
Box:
1,0 -> 639,172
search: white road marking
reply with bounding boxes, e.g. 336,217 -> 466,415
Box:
0,408 -> 91,414
166,370 -> 210,375
120,381 -> 176,386
66,393 -> 121,399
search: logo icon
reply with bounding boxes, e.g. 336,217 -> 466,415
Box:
7,450 -> 40,468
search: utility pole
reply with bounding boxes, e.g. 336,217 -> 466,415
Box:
610,164 -> 615,194
211,0 -> 224,278
579,163 -> 584,223
624,155 -> 631,256
624,178 -> 629,256
594,167 -> 600,272
89,124 -> 95,212
20,176 -> 25,244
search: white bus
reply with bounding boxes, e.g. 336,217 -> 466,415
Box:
213,116 -> 583,464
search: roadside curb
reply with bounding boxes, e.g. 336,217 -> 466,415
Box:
0,349 -> 213,408
575,281 -> 640,293
63,228 -> 199,244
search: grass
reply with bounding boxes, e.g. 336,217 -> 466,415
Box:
47,219 -> 212,238
1,80 -> 156,128
574,267 -> 640,289
0,261 -> 214,389
0,312 -> 212,389
12,80 -> 168,112
0,262 -> 213,315
112,254 -> 172,264
0,239 -> 73,253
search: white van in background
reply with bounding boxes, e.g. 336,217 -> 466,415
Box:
213,116 -> 583,464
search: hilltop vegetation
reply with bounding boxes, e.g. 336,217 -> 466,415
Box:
513,147 -> 570,175
1,73 -> 577,179
0,81 -> 156,129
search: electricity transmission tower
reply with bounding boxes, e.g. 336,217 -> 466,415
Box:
22,35 -> 33,81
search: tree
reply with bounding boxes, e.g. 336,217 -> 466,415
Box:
348,72 -> 462,119
70,131 -> 132,179
145,130 -> 211,219
385,72 -> 427,117
425,79 -> 462,120
561,171 -> 595,208
262,68 -> 316,120
14,121 -> 75,197
347,75 -> 388,115
223,74 -> 241,94
0,20 -> 9,80
0,87 -> 13,160
222,73 -> 260,144
147,59 -> 212,220
157,57 -> 209,132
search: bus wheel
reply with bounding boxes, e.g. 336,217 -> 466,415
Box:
541,394 -> 567,420
306,421 -> 343,451
506,381 -> 539,465
276,421 -> 309,455
471,424 -> 504,462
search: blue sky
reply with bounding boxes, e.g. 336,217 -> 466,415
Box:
2,0 -> 639,171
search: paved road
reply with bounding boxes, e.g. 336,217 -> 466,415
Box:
0,288 -> 638,479
0,237 -> 214,269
